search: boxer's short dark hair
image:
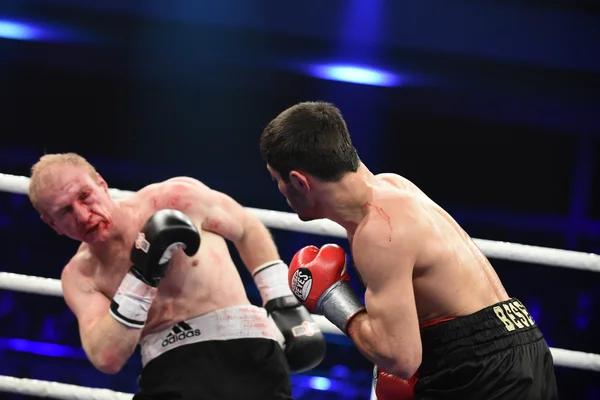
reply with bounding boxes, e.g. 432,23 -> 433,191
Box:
260,101 -> 360,182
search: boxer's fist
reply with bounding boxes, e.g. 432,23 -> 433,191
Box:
289,244 -> 364,334
288,244 -> 349,313
130,209 -> 201,287
373,366 -> 418,400
266,296 -> 326,373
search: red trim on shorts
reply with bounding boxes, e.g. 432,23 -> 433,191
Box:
419,317 -> 455,329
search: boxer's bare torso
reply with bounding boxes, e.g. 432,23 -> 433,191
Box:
348,173 -> 510,325
62,178 -> 250,337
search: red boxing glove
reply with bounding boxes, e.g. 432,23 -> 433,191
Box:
288,244 -> 348,312
288,244 -> 365,333
374,366 -> 418,400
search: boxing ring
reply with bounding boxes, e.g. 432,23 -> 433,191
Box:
0,172 -> 599,399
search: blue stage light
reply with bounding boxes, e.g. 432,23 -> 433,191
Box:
0,18 -> 93,43
307,64 -> 401,87
0,20 -> 41,40
309,376 -> 332,391
0,337 -> 86,359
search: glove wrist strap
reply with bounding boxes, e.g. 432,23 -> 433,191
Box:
264,295 -> 300,314
110,272 -> 158,329
317,280 -> 365,334
129,265 -> 159,287
252,260 -> 294,305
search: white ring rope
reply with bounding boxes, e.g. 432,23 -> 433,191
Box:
0,375 -> 133,399
1,271 -> 600,373
0,273 -> 63,297
1,172 -> 599,272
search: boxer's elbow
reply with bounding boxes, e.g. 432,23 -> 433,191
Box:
352,316 -> 421,379
96,362 -> 122,375
374,337 -> 421,380
80,312 -> 139,375
91,350 -> 126,374
84,342 -> 127,374
385,350 -> 421,380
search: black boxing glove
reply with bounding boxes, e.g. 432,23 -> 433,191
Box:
253,261 -> 326,373
266,295 -> 326,373
110,209 -> 201,329
129,209 -> 201,287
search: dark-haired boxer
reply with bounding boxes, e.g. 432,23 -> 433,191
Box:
261,101 -> 558,399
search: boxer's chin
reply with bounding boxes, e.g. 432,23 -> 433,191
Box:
296,213 -> 315,222
295,208 -> 321,222
289,204 -> 309,221
83,221 -> 111,243
287,198 -> 315,222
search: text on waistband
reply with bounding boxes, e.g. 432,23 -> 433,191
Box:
493,300 -> 536,332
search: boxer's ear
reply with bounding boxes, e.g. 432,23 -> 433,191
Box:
96,173 -> 109,193
289,170 -> 310,194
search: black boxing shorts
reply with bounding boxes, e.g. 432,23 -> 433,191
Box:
415,298 -> 559,400
133,305 -> 293,400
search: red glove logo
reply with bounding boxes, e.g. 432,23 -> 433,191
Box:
288,244 -> 349,312
290,268 -> 313,303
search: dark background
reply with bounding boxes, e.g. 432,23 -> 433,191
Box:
0,0 -> 599,398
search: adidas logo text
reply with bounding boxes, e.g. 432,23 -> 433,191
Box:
161,322 -> 201,347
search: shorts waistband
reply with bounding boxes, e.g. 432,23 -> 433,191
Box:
419,298 -> 543,375
140,305 -> 280,367
420,317 -> 455,329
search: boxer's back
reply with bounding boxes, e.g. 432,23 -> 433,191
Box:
370,173 -> 509,323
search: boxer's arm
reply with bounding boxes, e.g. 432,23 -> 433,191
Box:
62,263 -> 140,374
204,191 -> 281,272
161,177 -> 280,272
347,213 -> 422,380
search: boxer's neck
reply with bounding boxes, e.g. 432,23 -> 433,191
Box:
316,163 -> 375,233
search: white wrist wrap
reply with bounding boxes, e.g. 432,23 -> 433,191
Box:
110,272 -> 158,329
252,260 -> 294,305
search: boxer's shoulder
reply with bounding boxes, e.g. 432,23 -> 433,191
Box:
375,172 -> 415,190
374,173 -> 432,205
361,190 -> 420,229
352,192 -> 427,269
354,197 -> 421,255
375,172 -> 403,185
153,177 -> 210,195
131,177 -> 215,213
